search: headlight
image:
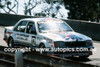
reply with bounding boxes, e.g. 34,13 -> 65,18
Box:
86,40 -> 93,46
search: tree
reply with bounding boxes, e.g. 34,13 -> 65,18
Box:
0,0 -> 68,19
0,0 -> 19,14
43,0 -> 67,18
24,0 -> 38,16
64,0 -> 100,22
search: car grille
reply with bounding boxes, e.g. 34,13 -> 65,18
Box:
65,41 -> 86,47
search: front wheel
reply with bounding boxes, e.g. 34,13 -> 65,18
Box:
39,44 -> 47,55
8,38 -> 14,48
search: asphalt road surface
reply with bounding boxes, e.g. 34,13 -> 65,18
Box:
0,26 -> 100,66
0,26 -> 7,47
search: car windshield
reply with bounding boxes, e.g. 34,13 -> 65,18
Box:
38,21 -> 72,33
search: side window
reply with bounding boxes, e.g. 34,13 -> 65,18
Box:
14,21 -> 27,32
26,22 -> 36,34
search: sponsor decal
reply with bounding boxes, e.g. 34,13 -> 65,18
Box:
64,34 -> 71,40
55,33 -> 71,40
45,32 -> 83,41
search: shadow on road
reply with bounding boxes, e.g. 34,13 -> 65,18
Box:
66,57 -> 91,62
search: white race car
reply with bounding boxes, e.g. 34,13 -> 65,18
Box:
4,18 -> 94,58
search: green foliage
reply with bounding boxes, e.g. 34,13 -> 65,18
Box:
64,0 -> 100,22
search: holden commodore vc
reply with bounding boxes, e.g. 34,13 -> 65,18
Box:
4,18 -> 94,58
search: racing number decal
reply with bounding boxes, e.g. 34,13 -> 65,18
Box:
16,33 -> 29,41
31,36 -> 36,46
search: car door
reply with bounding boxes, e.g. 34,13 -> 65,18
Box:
13,20 -> 28,46
25,21 -> 37,47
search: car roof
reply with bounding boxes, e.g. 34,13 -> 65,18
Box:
21,18 -> 64,23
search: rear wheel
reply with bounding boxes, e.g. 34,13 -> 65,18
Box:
8,38 -> 14,48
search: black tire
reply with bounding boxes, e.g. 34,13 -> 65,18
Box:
8,38 -> 14,48
39,44 -> 47,55
39,44 -> 45,48
79,55 -> 90,59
